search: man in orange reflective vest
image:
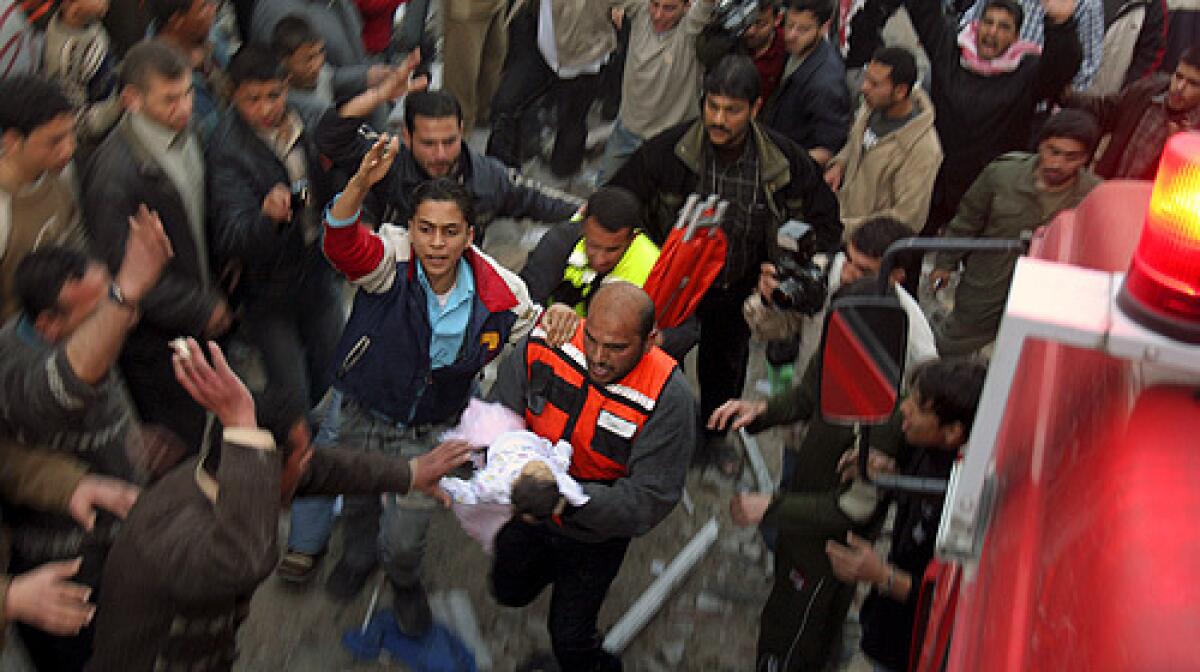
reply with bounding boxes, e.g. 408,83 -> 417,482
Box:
488,281 -> 698,671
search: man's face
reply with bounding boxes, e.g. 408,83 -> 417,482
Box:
170,0 -> 216,43
39,263 -> 109,342
65,0 -> 110,24
839,242 -> 884,286
1167,62 -> 1200,113
742,6 -> 780,52
582,218 -> 636,275
583,308 -> 649,385
232,78 -> 288,131
976,7 -> 1018,60
703,93 -> 761,148
284,41 -> 326,89
408,199 -> 473,288
2,113 -> 77,176
649,0 -> 688,34
1036,136 -> 1090,189
899,391 -> 959,449
860,61 -> 905,110
126,72 -> 194,132
782,8 -> 823,58
403,115 -> 463,178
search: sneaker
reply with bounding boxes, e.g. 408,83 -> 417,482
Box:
326,560 -> 373,601
276,548 -> 323,584
392,582 -> 432,637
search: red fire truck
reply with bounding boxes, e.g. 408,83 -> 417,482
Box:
910,133 -> 1200,671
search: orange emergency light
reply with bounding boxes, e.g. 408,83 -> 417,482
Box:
1116,132 -> 1200,342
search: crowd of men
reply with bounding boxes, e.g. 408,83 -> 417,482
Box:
0,0 -> 1197,668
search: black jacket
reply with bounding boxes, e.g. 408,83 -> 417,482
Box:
205,109 -> 335,303
907,0 -> 1083,199
83,115 -> 222,347
606,119 -> 842,266
314,109 -> 580,232
762,37 -> 851,155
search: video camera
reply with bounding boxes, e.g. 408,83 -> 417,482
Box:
771,220 -> 828,315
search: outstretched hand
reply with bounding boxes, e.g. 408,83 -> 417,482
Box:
171,338 -> 256,429
375,49 -> 428,102
1042,0 -> 1076,24
352,134 -> 402,189
67,475 -> 140,531
115,204 -> 174,303
707,399 -> 768,432
409,440 -> 473,507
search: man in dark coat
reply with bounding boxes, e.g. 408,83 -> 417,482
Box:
86,338 -> 471,672
762,0 -> 851,166
84,40 -> 232,455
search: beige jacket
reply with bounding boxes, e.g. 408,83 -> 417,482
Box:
507,0 -> 621,71
830,87 -> 943,235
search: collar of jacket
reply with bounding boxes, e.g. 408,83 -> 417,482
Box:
117,113 -> 170,183
673,119 -> 791,193
402,245 -> 520,315
851,86 -> 939,152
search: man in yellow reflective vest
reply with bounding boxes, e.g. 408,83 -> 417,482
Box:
520,185 -> 698,359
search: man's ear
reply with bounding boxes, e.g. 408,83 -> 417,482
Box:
400,125 -> 413,148
942,421 -> 967,449
1,129 -> 23,155
33,312 -> 61,342
647,328 -> 662,352
751,96 -> 764,118
120,86 -> 141,113
889,267 -> 907,286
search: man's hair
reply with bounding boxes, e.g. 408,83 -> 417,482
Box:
120,40 -> 189,90
227,44 -> 287,87
758,0 -> 779,12
908,359 -> 988,433
786,0 -> 833,25
586,186 -> 642,234
404,89 -> 463,134
1180,46 -> 1200,70
271,14 -> 321,57
982,0 -> 1024,32
1039,108 -> 1101,156
410,177 -> 475,229
0,76 -> 75,136
870,46 -> 918,93
148,0 -> 197,29
704,54 -> 763,104
15,247 -> 90,318
511,473 -> 561,520
850,216 -> 916,270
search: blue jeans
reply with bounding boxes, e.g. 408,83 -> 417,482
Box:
598,117 -> 643,182
286,389 -> 344,555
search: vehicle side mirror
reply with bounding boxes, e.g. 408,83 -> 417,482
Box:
818,295 -> 908,426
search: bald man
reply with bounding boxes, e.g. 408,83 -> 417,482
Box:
488,282 -> 698,671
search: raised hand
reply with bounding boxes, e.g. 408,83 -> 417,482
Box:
115,204 -> 174,303
352,134 -> 402,190
375,49 -> 429,102
1042,0 -> 1076,24
171,338 -> 256,429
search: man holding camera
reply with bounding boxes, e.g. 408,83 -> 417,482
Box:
608,54 -> 839,468
206,45 -> 344,418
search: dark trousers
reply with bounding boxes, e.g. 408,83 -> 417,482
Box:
238,263 -> 343,412
491,519 -> 629,671
120,344 -> 208,459
486,1 -> 598,177
756,542 -> 856,671
695,284 -> 754,436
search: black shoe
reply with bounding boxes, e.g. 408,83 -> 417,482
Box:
392,582 -> 432,637
325,560 -> 373,601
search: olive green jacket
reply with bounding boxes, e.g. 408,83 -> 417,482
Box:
934,152 -> 1100,355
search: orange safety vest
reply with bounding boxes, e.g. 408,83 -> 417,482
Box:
524,321 -> 677,483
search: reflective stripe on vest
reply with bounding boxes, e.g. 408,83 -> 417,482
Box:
524,321 -> 676,482
560,232 -> 661,315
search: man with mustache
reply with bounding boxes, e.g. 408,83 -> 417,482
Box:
316,84 -> 580,240
607,53 -> 839,472
929,109 -> 1101,356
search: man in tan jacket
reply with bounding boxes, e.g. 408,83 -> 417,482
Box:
823,46 -> 942,236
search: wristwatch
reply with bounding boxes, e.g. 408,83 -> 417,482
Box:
108,281 -> 135,310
